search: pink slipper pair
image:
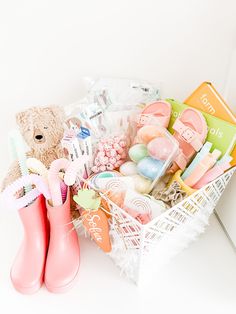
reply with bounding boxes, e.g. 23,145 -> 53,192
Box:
137,101 -> 208,172
10,190 -> 80,294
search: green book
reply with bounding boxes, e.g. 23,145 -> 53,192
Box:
166,98 -> 236,156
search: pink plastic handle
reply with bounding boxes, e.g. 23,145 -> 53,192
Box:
48,158 -> 70,206
2,174 -> 51,210
64,157 -> 87,186
60,180 -> 68,204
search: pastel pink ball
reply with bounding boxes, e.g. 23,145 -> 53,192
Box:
100,165 -> 106,172
119,140 -> 126,148
100,156 -> 109,165
97,151 -> 105,158
109,157 -> 117,165
147,137 -> 174,160
92,166 -> 99,173
110,149 -> 117,157
106,163 -> 115,170
118,148 -> 124,154
137,125 -> 162,144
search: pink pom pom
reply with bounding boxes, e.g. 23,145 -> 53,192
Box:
105,151 -> 111,158
119,140 -> 126,148
108,139 -> 114,145
106,163 -> 115,170
118,148 -> 124,154
100,138 -> 107,144
114,160 -> 123,168
97,151 -> 105,158
109,157 -> 117,165
98,143 -> 104,151
110,149 -> 117,157
113,136 -> 120,143
116,154 -> 121,160
104,143 -> 112,151
92,166 -> 99,173
121,151 -> 127,159
94,157 -> 101,166
100,156 -> 109,165
113,143 -> 121,151
100,165 -> 106,172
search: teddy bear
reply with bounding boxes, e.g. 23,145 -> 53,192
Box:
1,105 -> 66,191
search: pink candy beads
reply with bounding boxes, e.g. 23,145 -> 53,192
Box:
92,135 -> 128,173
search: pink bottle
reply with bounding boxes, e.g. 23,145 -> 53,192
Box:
45,189 -> 80,293
10,194 -> 49,294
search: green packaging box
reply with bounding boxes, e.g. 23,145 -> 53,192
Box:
166,99 -> 236,156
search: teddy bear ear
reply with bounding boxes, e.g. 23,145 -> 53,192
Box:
48,105 -> 66,122
15,110 -> 29,127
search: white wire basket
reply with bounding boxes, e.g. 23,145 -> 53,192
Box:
92,167 -> 235,285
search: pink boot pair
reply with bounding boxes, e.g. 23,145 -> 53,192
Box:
11,190 -> 80,294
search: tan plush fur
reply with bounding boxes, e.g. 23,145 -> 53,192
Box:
1,105 -> 66,191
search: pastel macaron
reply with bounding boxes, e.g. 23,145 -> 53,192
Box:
147,137 -> 175,161
137,157 -> 164,181
128,144 -> 148,163
137,125 -> 163,144
119,161 -> 138,176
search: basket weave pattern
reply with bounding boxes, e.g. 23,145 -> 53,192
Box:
100,168 -> 236,284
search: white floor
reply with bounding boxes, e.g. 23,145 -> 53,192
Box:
0,210 -> 236,314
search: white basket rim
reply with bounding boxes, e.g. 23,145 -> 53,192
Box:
97,166 -> 236,229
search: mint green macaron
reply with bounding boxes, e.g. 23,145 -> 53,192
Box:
128,144 -> 148,163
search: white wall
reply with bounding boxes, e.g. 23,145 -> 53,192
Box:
0,0 -> 236,236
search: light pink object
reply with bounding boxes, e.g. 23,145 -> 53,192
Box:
109,149 -> 116,157
147,137 -> 175,161
172,108 -> 208,171
124,206 -> 151,225
105,151 -> 111,158
92,135 -> 128,173
115,160 -> 123,168
94,157 -> 101,166
184,149 -> 221,187
60,181 -> 67,204
64,158 -> 88,186
119,140 -> 126,148
11,194 -> 49,294
106,163 -> 115,170
48,158 -> 70,207
100,165 -> 106,172
45,190 -> 80,293
2,174 -> 51,210
97,151 -> 105,158
109,157 -> 116,164
193,161 -> 231,189
100,156 -> 109,165
117,148 -> 124,154
113,143 -> 121,150
116,154 -> 121,160
136,101 -> 172,128
91,166 -> 99,173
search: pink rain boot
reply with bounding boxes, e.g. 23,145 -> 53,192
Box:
45,189 -> 80,293
10,194 -> 49,294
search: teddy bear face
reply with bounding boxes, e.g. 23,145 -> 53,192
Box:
16,106 -> 65,152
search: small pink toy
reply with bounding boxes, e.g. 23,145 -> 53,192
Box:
92,135 -> 128,173
2,174 -> 51,210
147,137 -> 175,161
48,158 -> 71,207
64,157 -> 88,186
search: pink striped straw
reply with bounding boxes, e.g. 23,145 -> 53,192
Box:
48,158 -> 70,207
60,180 -> 68,204
2,174 -> 51,210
